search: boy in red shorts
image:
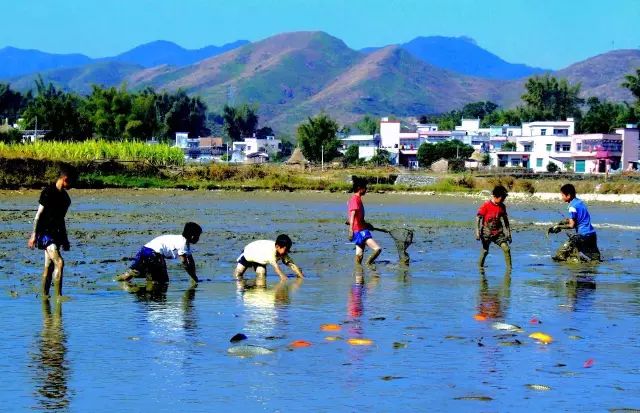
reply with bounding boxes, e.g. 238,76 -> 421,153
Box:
476,185 -> 512,269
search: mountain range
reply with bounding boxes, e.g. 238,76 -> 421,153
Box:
2,32 -> 639,133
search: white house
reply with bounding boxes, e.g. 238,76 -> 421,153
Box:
231,135 -> 282,162
340,134 -> 380,160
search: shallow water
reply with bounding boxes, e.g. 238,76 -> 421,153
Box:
1,189 -> 640,412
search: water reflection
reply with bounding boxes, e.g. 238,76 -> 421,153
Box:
240,279 -> 302,337
477,268 -> 512,320
565,268 -> 597,312
31,299 -> 70,411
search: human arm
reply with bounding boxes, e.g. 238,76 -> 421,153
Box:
271,262 -> 289,281
475,216 -> 483,240
28,204 -> 45,249
348,210 -> 356,241
548,218 -> 572,234
503,215 -> 512,243
180,254 -> 199,283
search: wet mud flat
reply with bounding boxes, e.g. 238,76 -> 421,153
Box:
1,189 -> 640,412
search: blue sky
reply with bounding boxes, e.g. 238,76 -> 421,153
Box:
2,0 -> 639,69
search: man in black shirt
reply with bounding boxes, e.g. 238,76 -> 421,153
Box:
28,167 -> 75,298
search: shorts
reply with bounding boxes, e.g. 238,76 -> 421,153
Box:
130,246 -> 168,283
36,233 -> 56,250
352,229 -> 373,247
481,233 -> 509,250
237,254 -> 266,271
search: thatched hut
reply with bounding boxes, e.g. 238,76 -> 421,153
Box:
285,147 -> 309,169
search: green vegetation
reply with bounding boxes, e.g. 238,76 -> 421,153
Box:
417,139 -> 474,167
0,140 -> 184,166
297,113 -> 340,163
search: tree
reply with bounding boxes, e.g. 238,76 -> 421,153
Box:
521,74 -> 584,121
622,68 -> 640,119
23,77 -> 91,140
255,126 -> 274,138
502,142 -> 517,151
369,149 -> 391,166
0,83 -> 31,123
343,145 -> 360,165
223,103 -> 259,141
622,68 -> 640,101
296,113 -> 340,163
547,162 -> 559,173
460,101 -> 498,119
481,108 -> 522,127
354,115 -> 378,134
579,97 -> 632,133
417,139 -> 474,168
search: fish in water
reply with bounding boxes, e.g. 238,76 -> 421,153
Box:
320,323 -> 342,332
227,345 -> 274,357
529,332 -> 553,344
454,395 -> 493,401
491,322 -> 523,332
230,333 -> 248,343
347,338 -> 373,346
608,409 -> 640,413
526,384 -> 552,391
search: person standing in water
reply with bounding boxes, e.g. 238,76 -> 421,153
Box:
347,180 -> 382,265
548,183 -> 601,262
476,185 -> 512,269
27,167 -> 75,298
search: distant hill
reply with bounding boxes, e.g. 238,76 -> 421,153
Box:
0,47 -> 92,78
8,61 -> 144,94
364,36 -> 549,80
554,49 -> 640,102
3,32 -> 640,134
0,40 -> 249,80
104,39 -> 250,67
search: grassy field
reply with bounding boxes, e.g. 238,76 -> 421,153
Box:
0,140 -> 184,166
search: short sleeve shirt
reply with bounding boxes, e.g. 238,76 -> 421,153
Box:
36,184 -> 71,235
568,198 -> 595,235
242,240 -> 293,266
477,200 -> 507,236
145,235 -> 191,259
347,194 -> 366,232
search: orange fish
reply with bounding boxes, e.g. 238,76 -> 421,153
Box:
289,340 -> 312,348
474,314 -> 487,321
321,323 -> 342,332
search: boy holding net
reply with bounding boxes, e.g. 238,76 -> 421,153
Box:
347,180 -> 382,265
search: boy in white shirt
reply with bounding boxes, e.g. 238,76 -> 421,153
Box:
235,234 -> 304,288
116,222 -> 202,284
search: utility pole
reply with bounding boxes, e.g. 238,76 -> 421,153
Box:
321,145 -> 324,171
34,116 -> 37,142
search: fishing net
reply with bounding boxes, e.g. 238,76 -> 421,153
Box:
375,226 -> 414,265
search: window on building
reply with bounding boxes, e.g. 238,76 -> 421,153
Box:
546,144 -> 552,152
523,144 -> 531,152
555,142 -> 571,152
576,143 -> 582,151
541,129 -> 547,136
553,129 -> 568,136
508,131 -> 513,136
536,158 -> 543,167
511,159 -> 520,166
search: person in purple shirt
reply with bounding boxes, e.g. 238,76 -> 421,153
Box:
548,183 -> 601,262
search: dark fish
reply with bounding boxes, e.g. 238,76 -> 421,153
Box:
370,317 -> 386,321
230,333 -> 248,343
454,396 -> 493,401
381,376 -> 405,381
392,342 -> 408,349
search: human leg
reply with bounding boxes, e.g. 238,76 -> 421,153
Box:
46,245 -> 64,297
355,245 -> 364,264
499,242 -> 512,269
478,238 -> 490,267
255,266 -> 267,288
41,250 -> 54,297
577,233 -> 601,262
365,238 -> 381,265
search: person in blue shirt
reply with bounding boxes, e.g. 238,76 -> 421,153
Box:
548,183 -> 601,262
